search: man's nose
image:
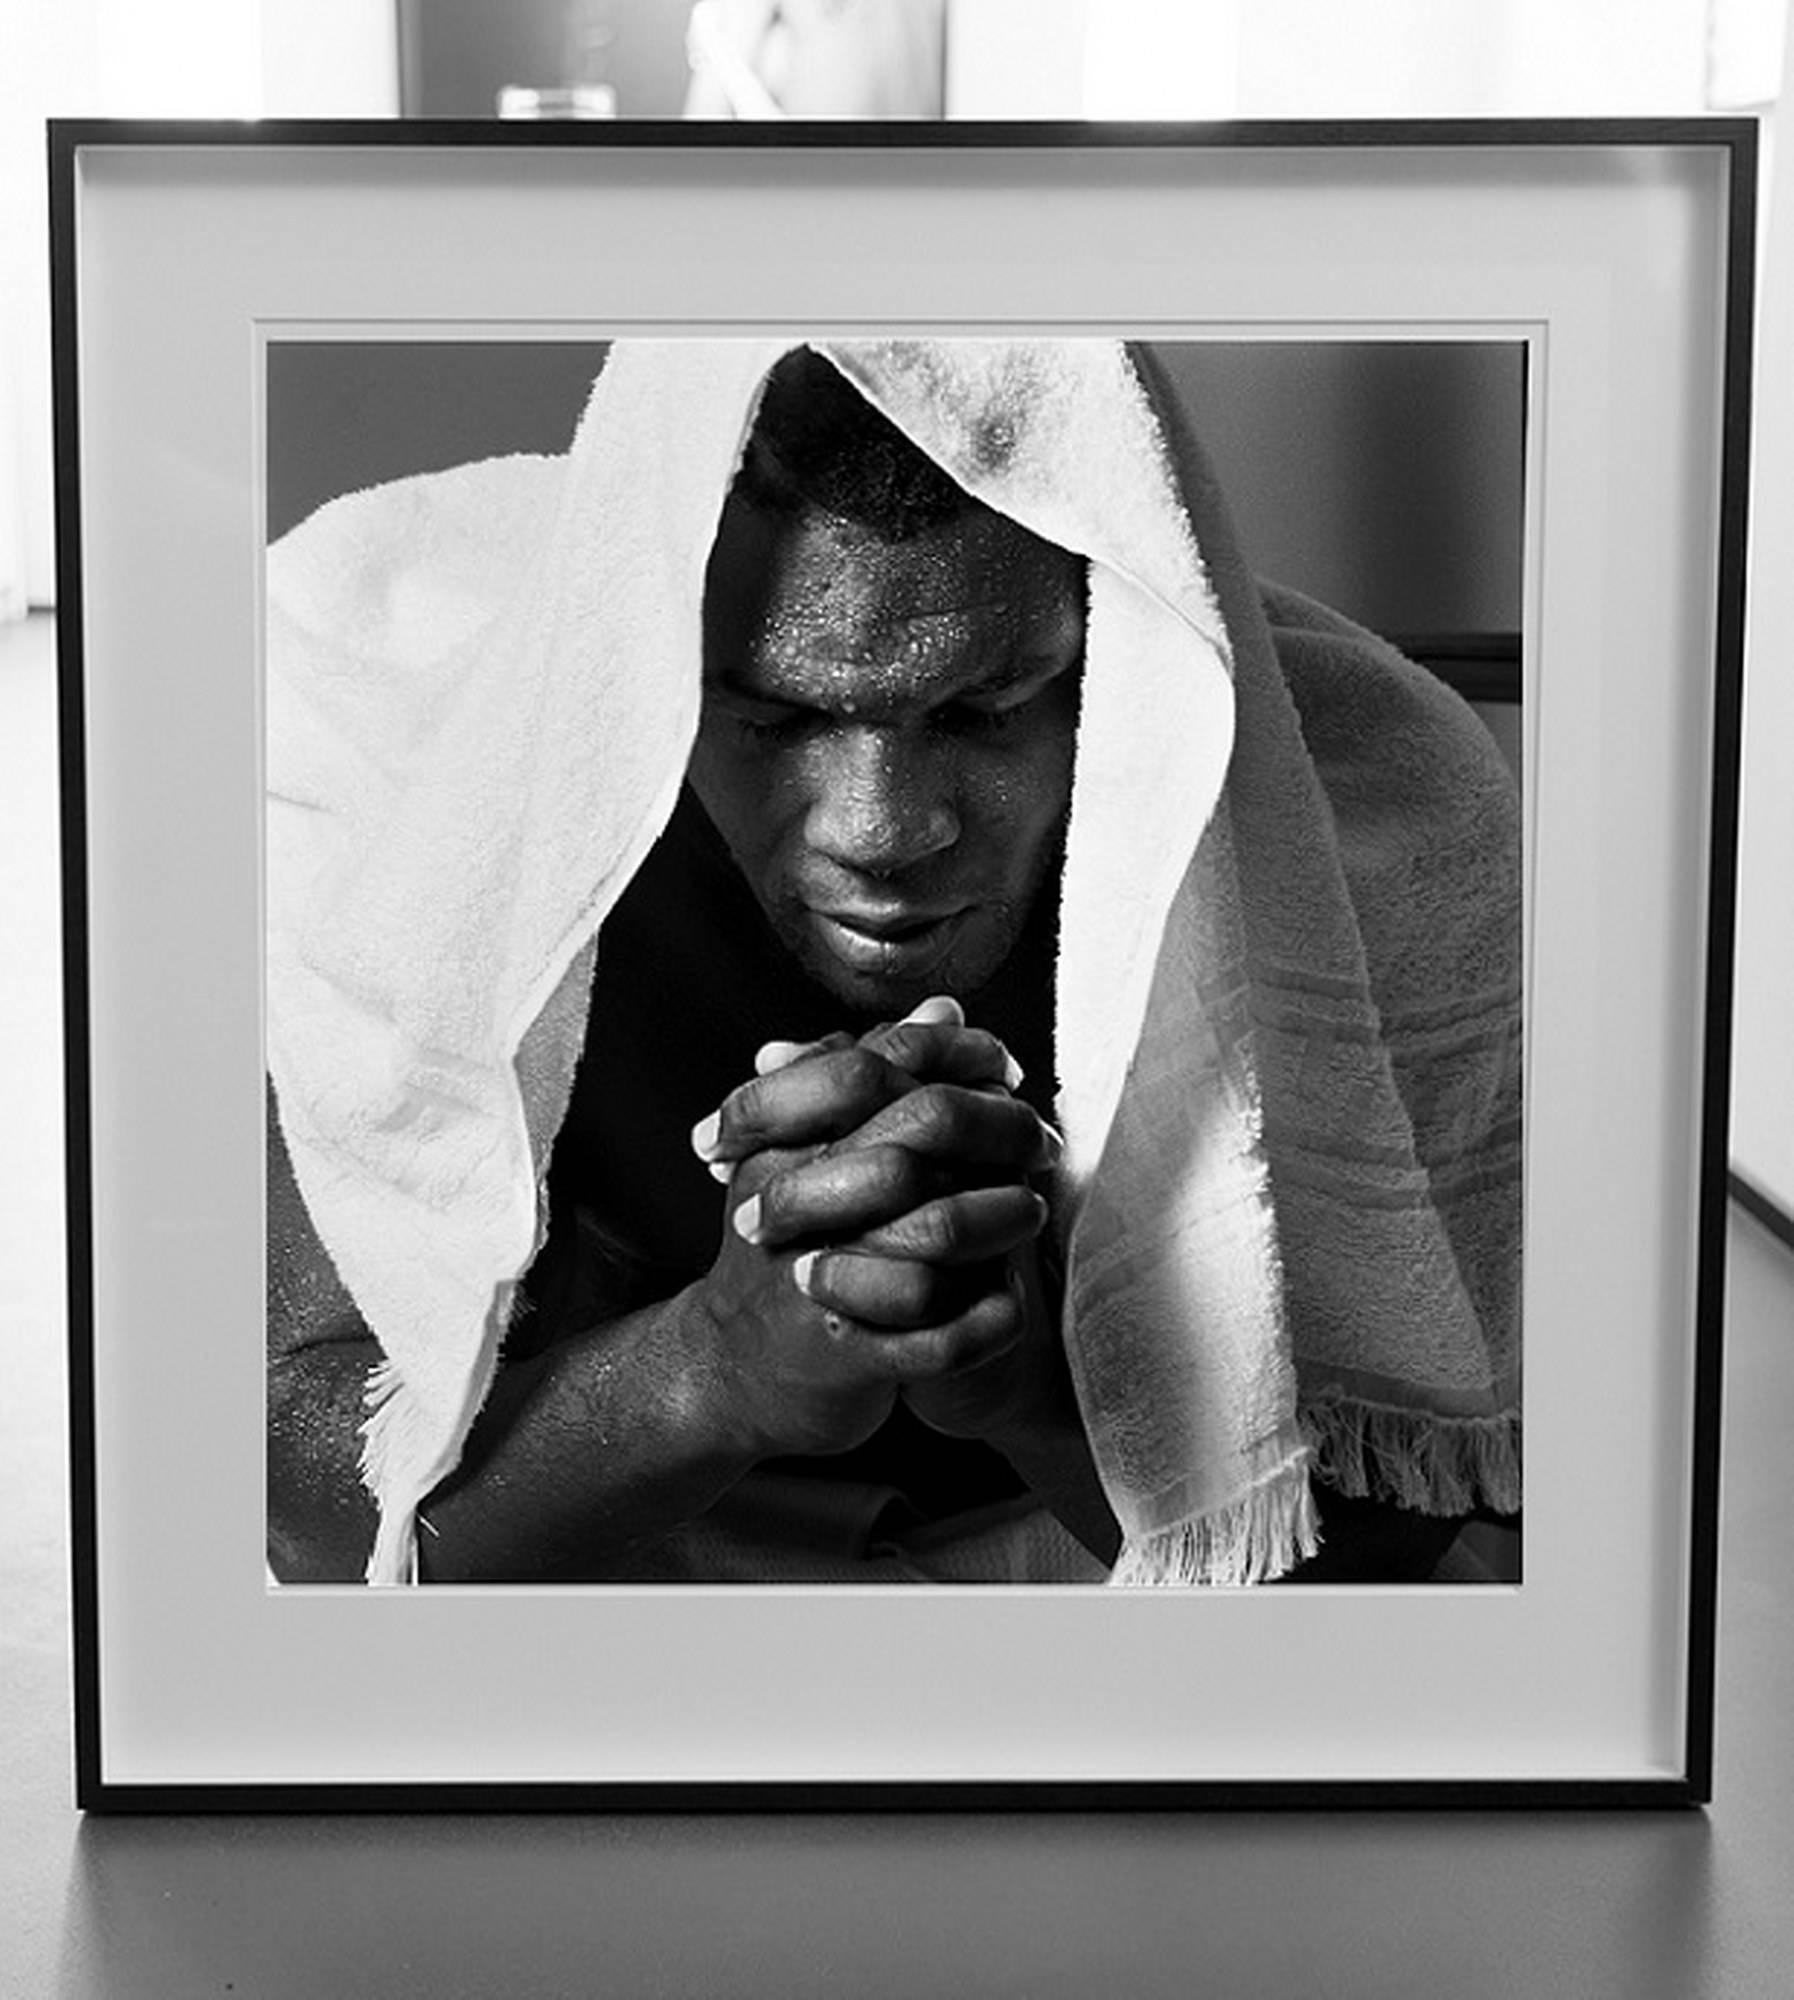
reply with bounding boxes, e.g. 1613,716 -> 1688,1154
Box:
803,728 -> 960,877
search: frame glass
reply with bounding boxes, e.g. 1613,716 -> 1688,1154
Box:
52,120 -> 1752,1807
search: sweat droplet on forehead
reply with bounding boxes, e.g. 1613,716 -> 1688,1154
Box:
736,506 -> 1084,712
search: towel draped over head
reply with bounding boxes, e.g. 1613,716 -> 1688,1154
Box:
266,337 -> 1522,1587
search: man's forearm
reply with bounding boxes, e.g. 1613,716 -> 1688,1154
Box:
268,1287 -> 761,1584
420,1284 -> 764,1581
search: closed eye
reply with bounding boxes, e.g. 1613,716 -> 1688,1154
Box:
939,697 -> 1032,735
711,693 -> 813,739
937,669 -> 1068,736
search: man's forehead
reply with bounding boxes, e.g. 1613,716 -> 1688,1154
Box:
765,501 -> 1075,588
711,499 -> 1083,685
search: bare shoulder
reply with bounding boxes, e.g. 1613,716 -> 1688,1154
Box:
1256,576 -> 1516,811
1255,577 -> 1521,1011
265,1079 -> 368,1362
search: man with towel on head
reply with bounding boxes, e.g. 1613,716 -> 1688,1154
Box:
265,340 -> 1522,1587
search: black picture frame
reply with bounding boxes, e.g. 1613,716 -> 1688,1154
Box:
51,117 -> 1753,1810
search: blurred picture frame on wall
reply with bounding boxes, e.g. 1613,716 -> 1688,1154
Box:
50,119 -> 1750,1809
394,0 -> 948,121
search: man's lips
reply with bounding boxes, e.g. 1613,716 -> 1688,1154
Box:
804,903 -> 972,976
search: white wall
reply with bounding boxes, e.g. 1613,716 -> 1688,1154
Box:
260,0 -> 400,118
1,0 -> 101,612
1734,36 -> 1794,1215
945,0 -> 1089,117
0,0 -> 398,613
948,0 -> 1711,118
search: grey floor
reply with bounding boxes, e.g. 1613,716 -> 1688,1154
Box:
4,607 -> 1793,1997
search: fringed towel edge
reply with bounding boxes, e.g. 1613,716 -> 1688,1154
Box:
360,1358 -> 427,1586
357,1285 -> 515,1586
1300,1393 -> 1521,1519
1107,1455 -> 1321,1588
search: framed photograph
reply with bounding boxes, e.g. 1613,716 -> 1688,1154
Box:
53,119 -> 1751,1808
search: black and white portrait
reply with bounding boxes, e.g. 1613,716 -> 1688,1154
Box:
263,336 -> 1522,1589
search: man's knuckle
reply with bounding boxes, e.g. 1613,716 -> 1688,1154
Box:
930,1325 -> 974,1374
753,1169 -> 793,1231
1002,1099 -> 1045,1154
910,1200 -> 960,1259
909,1083 -> 961,1147
726,1075 -> 770,1133
866,1144 -> 918,1206
887,1325 -> 952,1379
872,1023 -> 918,1073
979,1285 -> 1025,1345
891,1262 -> 937,1321
839,1047 -> 886,1098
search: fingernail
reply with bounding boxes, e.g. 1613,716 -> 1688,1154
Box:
1002,1051 -> 1025,1091
707,1160 -> 735,1185
903,994 -> 963,1026
732,1193 -> 763,1243
690,1111 -> 721,1159
792,1249 -> 818,1297
1041,1121 -> 1065,1164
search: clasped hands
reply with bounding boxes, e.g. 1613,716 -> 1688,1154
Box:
687,996 -> 1065,1462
